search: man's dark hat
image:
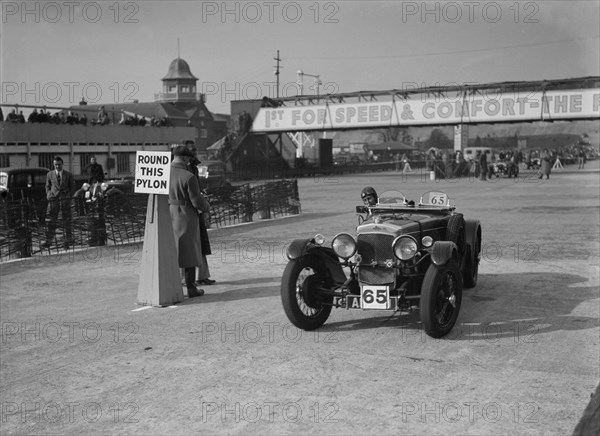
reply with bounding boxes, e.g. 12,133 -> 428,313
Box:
172,145 -> 194,157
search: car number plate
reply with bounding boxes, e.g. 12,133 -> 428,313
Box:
361,285 -> 390,309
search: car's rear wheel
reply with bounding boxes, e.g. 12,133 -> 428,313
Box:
463,228 -> 481,288
281,256 -> 332,331
420,260 -> 463,338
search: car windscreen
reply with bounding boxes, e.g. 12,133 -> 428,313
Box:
11,173 -> 33,188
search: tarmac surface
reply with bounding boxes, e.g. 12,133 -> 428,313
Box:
1,162 -> 599,435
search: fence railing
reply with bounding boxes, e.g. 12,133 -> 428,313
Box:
0,180 -> 301,261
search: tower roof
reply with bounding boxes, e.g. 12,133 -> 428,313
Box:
162,57 -> 198,81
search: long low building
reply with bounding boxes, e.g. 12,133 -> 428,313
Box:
0,122 -> 195,178
0,56 -> 227,178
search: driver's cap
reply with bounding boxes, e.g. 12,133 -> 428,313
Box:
361,186 -> 377,199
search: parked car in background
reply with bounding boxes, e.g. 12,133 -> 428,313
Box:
197,160 -> 231,193
104,176 -> 135,194
0,167 -> 49,222
0,167 -> 48,202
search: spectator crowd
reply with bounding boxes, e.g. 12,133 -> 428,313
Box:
421,144 -> 594,180
1,106 -> 171,127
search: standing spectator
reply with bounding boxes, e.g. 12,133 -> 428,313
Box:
38,109 -> 49,123
507,152 -> 518,178
98,106 -> 107,122
66,111 -> 76,124
539,149 -> 551,179
183,141 -> 216,286
84,156 -> 105,185
479,150 -> 488,181
578,148 -> 586,169
0,106 -> 3,122
169,146 -> 211,298
28,109 -> 39,123
44,156 -> 74,248
6,109 -> 19,122
425,149 -> 435,171
401,153 -> 412,173
79,113 -> 88,126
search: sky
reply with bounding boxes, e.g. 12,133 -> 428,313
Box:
1,0 -> 599,115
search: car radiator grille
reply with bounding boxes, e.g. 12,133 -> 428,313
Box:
357,233 -> 395,285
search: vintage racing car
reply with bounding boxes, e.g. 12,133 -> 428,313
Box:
280,190 -> 482,338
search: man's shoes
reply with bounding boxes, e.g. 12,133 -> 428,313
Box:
195,278 -> 216,285
187,286 -> 205,298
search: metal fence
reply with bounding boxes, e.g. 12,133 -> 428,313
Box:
0,179 -> 301,261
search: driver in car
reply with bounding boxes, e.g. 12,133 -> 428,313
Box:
361,186 -> 378,206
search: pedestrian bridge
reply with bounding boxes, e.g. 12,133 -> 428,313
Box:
251,76 -> 600,133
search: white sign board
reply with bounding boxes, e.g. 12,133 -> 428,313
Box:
134,151 -> 171,195
251,89 -> 600,132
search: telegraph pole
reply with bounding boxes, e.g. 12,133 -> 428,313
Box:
273,50 -> 284,175
273,50 -> 282,98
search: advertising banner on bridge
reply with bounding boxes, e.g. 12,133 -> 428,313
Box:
251,89 -> 600,132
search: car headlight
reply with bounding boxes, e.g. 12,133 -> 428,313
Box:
332,233 -> 357,259
393,236 -> 418,261
313,234 -> 325,245
421,236 -> 433,248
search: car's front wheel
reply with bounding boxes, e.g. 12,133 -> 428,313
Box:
281,256 -> 332,331
420,260 -> 463,338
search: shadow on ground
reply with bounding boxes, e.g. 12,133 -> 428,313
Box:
316,272 -> 599,341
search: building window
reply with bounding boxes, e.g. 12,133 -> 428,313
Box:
117,153 -> 130,174
80,154 -> 93,174
39,154 -> 54,170
0,154 -> 9,167
200,120 -> 204,127
191,86 -> 196,93
168,85 -> 176,93
198,110 -> 205,118
200,129 -> 208,138
181,85 -> 189,93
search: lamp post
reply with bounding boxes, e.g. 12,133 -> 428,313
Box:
297,70 -> 322,98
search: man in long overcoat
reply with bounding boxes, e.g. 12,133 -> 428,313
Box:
169,146 -> 210,297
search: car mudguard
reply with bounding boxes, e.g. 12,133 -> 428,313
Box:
464,219 -> 482,263
286,238 -> 346,285
430,241 -> 458,266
